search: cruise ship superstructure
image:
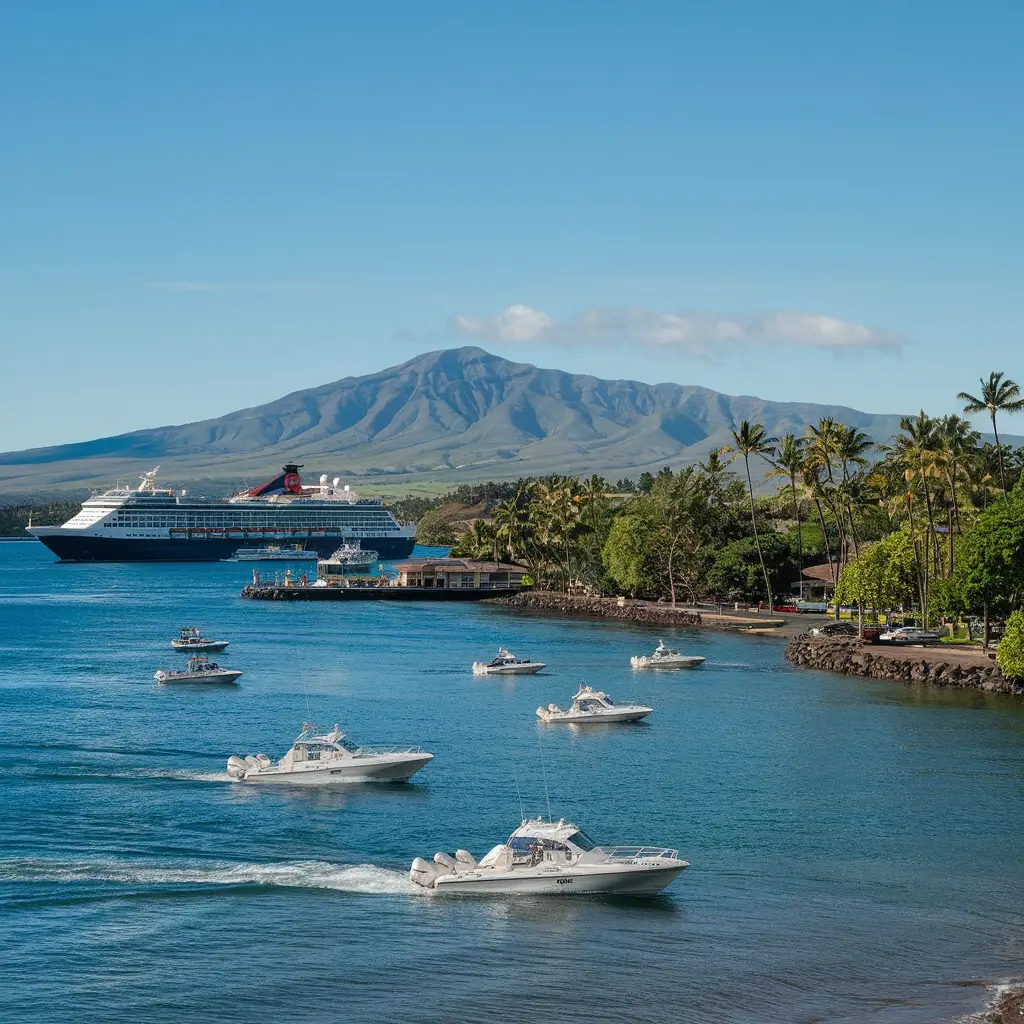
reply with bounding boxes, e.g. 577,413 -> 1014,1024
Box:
27,464 -> 416,563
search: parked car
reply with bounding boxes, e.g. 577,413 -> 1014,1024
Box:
878,626 -> 942,646
810,621 -> 859,637
795,600 -> 830,613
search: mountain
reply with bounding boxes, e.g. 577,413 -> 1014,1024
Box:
0,346 -> 910,494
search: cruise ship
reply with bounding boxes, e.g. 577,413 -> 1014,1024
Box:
27,464 -> 417,563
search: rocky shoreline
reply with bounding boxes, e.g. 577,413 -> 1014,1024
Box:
487,591 -> 703,627
784,635 -> 1024,698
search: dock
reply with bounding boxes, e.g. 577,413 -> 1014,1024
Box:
241,583 -> 505,601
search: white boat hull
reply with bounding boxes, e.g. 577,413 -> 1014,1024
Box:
434,862 -> 685,895
154,669 -> 242,684
631,656 -> 704,670
473,662 -> 546,675
239,753 -> 432,784
537,708 -> 651,724
170,640 -> 229,652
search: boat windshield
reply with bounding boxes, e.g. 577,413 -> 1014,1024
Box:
567,830 -> 597,851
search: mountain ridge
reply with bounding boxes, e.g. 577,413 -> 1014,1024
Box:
0,347 -> 917,493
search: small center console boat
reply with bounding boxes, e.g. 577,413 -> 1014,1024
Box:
170,626 -> 229,652
226,722 -> 433,784
537,685 -> 652,724
409,816 -> 687,894
630,640 -> 704,670
473,647 -> 546,675
154,655 -> 242,684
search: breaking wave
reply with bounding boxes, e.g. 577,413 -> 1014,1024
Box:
0,857 -> 420,895
955,981 -> 1024,1023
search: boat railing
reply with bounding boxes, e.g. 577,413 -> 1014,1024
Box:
356,744 -> 424,756
595,846 -> 679,861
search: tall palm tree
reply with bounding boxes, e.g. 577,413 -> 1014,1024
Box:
766,433 -> 806,597
958,372 -> 1024,495
803,419 -> 849,563
729,421 -> 778,610
934,414 -> 980,571
833,424 -> 874,560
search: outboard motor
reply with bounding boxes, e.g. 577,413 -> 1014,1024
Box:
244,754 -> 260,768
410,857 -> 439,889
455,849 -> 477,869
433,851 -> 458,873
226,756 -> 248,779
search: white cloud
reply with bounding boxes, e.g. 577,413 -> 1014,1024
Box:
453,304 -> 902,353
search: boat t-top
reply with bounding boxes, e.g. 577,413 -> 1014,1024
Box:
226,722 -> 433,785
170,626 -> 229,652
473,647 -> 546,676
154,655 -> 242,685
409,816 -> 687,895
537,685 -> 652,724
630,639 -> 705,671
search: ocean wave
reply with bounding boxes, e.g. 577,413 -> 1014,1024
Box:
0,857 -> 420,895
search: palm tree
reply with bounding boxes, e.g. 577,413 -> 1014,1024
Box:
766,433 -> 806,598
934,414 -> 980,571
958,372 -> 1024,495
803,419 -> 849,563
833,424 -> 873,560
729,421 -> 778,610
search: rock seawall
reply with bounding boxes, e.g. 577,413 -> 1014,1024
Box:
488,591 -> 702,627
784,635 -> 1024,698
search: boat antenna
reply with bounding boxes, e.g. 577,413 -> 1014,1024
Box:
511,759 -> 525,823
538,740 -> 553,823
295,653 -> 314,724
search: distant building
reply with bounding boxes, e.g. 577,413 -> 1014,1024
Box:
393,558 -> 527,590
795,562 -> 845,598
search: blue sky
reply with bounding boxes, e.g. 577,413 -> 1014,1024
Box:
2,2 -> 1022,451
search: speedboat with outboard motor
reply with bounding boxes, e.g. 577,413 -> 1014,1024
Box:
537,685 -> 652,724
170,626 -> 229,652
472,647 -> 546,676
154,655 -> 242,684
630,639 -> 704,670
226,722 -> 433,784
409,816 -> 687,895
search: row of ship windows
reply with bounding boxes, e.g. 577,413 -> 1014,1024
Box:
106,518 -> 397,529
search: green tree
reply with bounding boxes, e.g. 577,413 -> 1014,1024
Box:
767,433 -> 807,596
958,371 -> 1024,495
707,535 -> 795,603
637,472 -> 656,494
729,420 -> 779,609
415,508 -> 458,546
603,508 -> 657,595
997,611 -> 1024,678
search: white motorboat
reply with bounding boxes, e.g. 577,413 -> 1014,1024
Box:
226,722 -> 433,785
154,655 -> 242,685
472,647 -> 546,675
630,640 -> 704,670
537,685 -> 652,724
227,544 -> 320,562
409,816 -> 687,895
170,626 -> 229,652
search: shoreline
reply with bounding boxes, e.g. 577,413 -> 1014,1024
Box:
486,590 -> 806,635
784,634 -> 1024,699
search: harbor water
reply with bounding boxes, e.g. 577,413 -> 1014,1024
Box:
1,542 -> 1022,1023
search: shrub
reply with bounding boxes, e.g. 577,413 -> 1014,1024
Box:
996,610 -> 1024,678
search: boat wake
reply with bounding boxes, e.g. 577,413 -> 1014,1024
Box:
0,857 -> 421,895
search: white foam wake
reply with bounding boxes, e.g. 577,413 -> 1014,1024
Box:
0,857 -> 420,895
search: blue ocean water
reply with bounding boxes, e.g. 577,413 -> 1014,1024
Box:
1,542 -> 1023,1023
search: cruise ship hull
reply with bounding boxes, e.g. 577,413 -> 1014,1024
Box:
30,533 -> 415,563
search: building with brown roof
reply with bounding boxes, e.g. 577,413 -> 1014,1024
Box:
393,558 -> 527,591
